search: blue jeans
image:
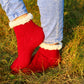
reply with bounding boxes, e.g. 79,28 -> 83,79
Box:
0,0 -> 64,44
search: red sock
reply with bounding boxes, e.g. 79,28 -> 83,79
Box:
9,14 -> 44,72
22,42 -> 62,74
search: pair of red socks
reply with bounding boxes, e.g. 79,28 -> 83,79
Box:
9,13 -> 62,74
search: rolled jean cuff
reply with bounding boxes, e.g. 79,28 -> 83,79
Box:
43,41 -> 62,44
8,9 -> 28,21
43,37 -> 63,44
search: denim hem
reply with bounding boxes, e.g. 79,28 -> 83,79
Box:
8,9 -> 28,21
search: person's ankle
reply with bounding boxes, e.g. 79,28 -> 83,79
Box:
13,13 -> 28,21
46,43 -> 59,46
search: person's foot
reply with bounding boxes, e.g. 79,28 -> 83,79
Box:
22,42 -> 62,74
10,13 -> 45,73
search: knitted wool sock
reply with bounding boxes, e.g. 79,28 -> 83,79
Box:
10,13 -> 44,73
22,42 -> 62,74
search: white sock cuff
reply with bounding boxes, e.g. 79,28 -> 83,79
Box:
9,13 -> 33,28
39,42 -> 62,50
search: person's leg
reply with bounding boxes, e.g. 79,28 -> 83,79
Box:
38,0 -> 64,44
22,0 -> 64,74
0,0 -> 28,21
0,0 -> 45,73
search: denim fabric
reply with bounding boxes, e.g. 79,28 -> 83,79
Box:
0,0 -> 64,44
0,0 -> 28,21
37,0 -> 64,44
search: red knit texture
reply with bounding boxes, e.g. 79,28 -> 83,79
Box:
11,20 -> 44,73
22,47 -> 61,74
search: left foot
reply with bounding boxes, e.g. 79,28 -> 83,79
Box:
22,46 -> 61,74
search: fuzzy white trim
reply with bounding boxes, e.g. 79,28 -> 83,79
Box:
39,42 -> 62,50
9,13 -> 33,28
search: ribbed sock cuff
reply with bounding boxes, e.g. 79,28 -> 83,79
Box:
39,42 -> 62,50
9,13 -> 33,28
